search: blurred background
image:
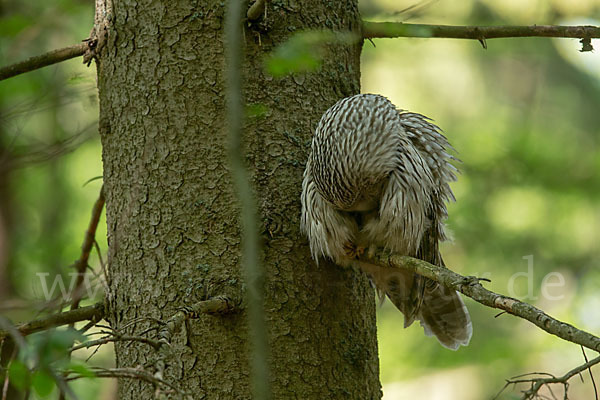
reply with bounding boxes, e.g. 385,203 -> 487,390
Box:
0,0 -> 599,399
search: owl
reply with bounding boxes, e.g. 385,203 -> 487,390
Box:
301,94 -> 472,349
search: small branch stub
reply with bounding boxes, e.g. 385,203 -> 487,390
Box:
247,0 -> 268,21
580,37 -> 594,52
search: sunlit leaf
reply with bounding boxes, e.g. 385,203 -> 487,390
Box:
30,329 -> 87,367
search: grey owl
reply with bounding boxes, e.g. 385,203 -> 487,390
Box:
301,94 -> 472,350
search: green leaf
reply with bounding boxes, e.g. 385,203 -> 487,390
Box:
68,362 -> 96,379
265,30 -> 358,77
8,360 -> 30,391
31,329 -> 87,368
32,370 -> 54,397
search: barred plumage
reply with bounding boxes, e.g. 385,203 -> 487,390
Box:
301,93 -> 472,350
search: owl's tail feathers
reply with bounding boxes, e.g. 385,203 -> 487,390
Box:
357,261 -> 472,350
418,283 -> 472,350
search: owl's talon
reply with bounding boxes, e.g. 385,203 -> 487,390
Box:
343,242 -> 365,259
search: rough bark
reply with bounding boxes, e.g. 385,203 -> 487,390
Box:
98,0 -> 381,399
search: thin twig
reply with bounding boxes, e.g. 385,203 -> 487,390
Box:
69,334 -> 161,353
361,252 -> 600,352
93,240 -> 108,286
0,43 -> 88,82
582,347 -> 599,400
77,319 -> 100,335
363,21 -> 600,42
70,185 -> 105,311
510,356 -> 600,399
0,302 -> 105,340
1,347 -> 17,400
65,367 -> 188,397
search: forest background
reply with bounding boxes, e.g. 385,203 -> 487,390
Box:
0,0 -> 599,398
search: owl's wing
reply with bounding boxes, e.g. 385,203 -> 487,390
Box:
385,114 -> 471,349
358,144 -> 435,327
301,159 -> 356,265
399,112 -> 459,242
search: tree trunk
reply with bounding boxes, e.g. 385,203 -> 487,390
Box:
98,1 -> 381,398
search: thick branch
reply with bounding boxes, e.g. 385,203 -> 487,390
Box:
363,22 -> 600,41
0,43 -> 88,82
362,251 -> 600,352
0,302 -> 104,340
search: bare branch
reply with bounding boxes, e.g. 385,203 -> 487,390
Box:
0,302 -> 105,340
69,334 -> 161,353
361,251 -> 600,352
1,352 -> 15,400
582,347 -> 599,400
0,43 -> 89,82
65,367 -> 188,397
70,185 -> 105,311
362,21 -> 600,46
495,356 -> 600,399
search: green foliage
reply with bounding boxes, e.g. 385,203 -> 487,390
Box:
28,329 -> 86,367
364,3 -> 600,397
32,370 -> 54,397
266,30 -> 359,77
8,360 -> 30,390
67,362 -> 95,379
5,329 -> 92,397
